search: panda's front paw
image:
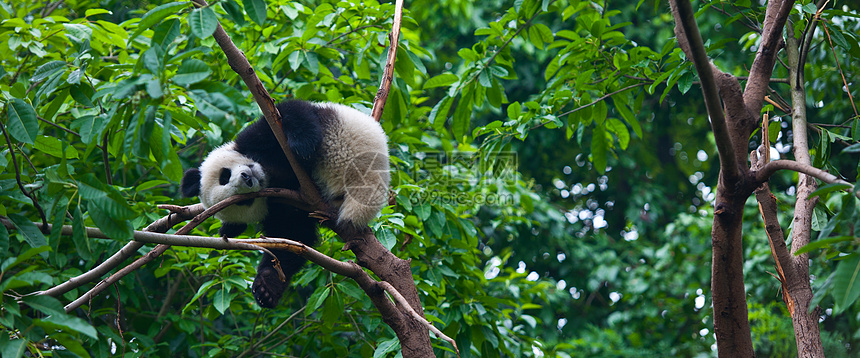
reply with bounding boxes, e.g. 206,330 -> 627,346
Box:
252,266 -> 288,308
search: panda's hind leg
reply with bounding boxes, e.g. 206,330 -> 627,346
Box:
252,250 -> 304,308
252,203 -> 318,308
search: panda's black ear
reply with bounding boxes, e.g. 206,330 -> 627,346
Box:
181,168 -> 202,197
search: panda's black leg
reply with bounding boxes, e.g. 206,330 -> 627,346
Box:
219,222 -> 247,238
252,249 -> 306,308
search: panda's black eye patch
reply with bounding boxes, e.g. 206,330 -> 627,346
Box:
219,168 -> 232,185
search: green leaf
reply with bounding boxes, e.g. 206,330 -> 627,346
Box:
304,51 -> 319,74
39,313 -> 99,339
841,142 -> 860,154
808,183 -> 852,199
425,210 -> 446,238
243,0 -> 267,26
591,124 -> 608,173
306,286 -> 330,315
174,59 -> 212,86
831,255 -> 860,313
453,89 -> 474,141
429,96 -> 453,132
828,26 -> 850,50
507,101 -> 522,119
6,99 -> 39,144
288,51 -> 302,71
457,48 -> 478,63
189,7 -> 217,39
183,279 -> 217,313
373,337 -> 400,358
142,45 -> 164,76
7,214 -> 48,253
87,200 -> 134,240
222,0 -> 246,25
424,73 -> 459,89
0,246 -> 50,272
795,236 -> 854,255
677,71 -> 693,94
0,339 -> 27,358
414,203 -> 431,221
606,118 -> 630,149
487,78 -> 503,108
322,285 -> 344,326
153,18 -> 181,49
31,60 -> 66,82
70,83 -> 95,107
71,206 -> 92,261
131,2 -> 188,42
34,136 -> 79,159
213,284 -> 235,314
71,114 -> 107,145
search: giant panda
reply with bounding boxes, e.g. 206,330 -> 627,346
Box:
180,100 -> 390,308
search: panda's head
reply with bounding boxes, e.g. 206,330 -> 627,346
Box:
181,142 -> 269,223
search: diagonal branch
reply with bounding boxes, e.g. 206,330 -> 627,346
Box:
743,0 -> 795,117
191,0 -> 323,208
370,0 -> 404,121
669,0 -> 740,183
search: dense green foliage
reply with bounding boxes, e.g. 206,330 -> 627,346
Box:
1,0 -> 859,357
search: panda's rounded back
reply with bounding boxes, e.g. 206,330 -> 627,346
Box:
312,102 -> 390,227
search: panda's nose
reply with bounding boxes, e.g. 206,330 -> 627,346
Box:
241,172 -> 253,187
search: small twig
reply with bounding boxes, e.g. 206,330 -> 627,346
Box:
554,82 -> 649,119
819,22 -> 859,119
38,116 -> 80,137
0,121 -> 49,233
101,130 -> 112,185
236,305 -> 307,358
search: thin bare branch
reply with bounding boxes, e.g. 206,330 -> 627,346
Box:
371,0 -> 404,121
0,121 -> 49,233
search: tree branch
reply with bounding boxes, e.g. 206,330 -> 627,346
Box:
669,0 -> 741,183
743,0 -> 795,117
755,160 -> 853,193
783,22 -> 826,355
378,281 -> 459,356
30,203 -> 201,298
192,0 -> 323,209
370,0 -> 404,121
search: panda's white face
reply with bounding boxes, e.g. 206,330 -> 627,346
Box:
198,143 -> 269,223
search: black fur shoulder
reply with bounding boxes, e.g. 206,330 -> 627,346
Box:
276,100 -> 324,162
233,100 -> 324,176
233,100 -> 325,189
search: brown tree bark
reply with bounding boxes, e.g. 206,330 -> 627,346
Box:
668,0 -> 797,356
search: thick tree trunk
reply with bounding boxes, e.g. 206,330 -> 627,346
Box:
711,186 -> 755,357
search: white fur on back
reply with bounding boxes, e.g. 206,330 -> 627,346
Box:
198,143 -> 269,224
313,103 -> 390,227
